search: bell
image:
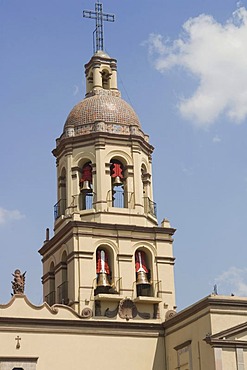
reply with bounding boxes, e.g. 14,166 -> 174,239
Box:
80,180 -> 91,192
112,176 -> 122,187
136,271 -> 150,286
97,272 -> 111,287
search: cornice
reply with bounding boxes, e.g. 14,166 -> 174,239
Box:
163,295 -> 247,330
205,338 -> 247,348
0,316 -> 164,337
0,357 -> 38,362
53,132 -> 154,159
212,321 -> 247,339
204,319 -> 247,349
84,55 -> 117,73
174,339 -> 192,351
155,256 -> 176,265
39,220 -> 176,256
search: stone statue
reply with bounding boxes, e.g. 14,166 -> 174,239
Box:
11,269 -> 26,295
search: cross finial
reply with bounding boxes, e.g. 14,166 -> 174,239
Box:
83,1 -> 115,53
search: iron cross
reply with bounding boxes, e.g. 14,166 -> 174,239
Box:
83,1 -> 115,53
15,335 -> 21,349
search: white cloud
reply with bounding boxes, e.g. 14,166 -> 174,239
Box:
147,7 -> 247,127
215,266 -> 247,296
0,207 -> 25,225
212,135 -> 221,143
237,1 -> 243,7
182,166 -> 193,175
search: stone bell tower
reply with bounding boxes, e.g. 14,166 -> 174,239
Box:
39,2 -> 176,322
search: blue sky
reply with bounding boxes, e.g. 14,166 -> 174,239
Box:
1,0 -> 247,310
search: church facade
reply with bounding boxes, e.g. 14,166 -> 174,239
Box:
0,3 -> 247,369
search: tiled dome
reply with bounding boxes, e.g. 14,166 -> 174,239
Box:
64,94 -> 141,134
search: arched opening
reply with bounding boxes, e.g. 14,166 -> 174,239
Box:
45,261 -> 55,305
135,248 -> 153,297
141,164 -> 148,197
49,262 -> 55,304
141,164 -> 157,217
13,368 -> 24,370
101,69 -> 110,90
94,246 -> 116,295
57,251 -> 68,304
79,161 -> 93,210
55,168 -> 66,219
87,71 -> 93,92
110,159 -> 125,208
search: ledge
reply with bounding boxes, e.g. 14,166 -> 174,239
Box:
133,296 -> 162,304
94,294 -> 124,302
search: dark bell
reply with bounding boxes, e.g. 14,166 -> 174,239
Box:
97,272 -> 111,288
136,271 -> 150,286
112,176 -> 122,187
80,180 -> 91,192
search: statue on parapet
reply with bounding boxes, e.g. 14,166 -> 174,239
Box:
12,269 -> 26,295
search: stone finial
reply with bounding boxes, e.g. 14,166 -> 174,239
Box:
161,218 -> 171,228
11,269 -> 26,295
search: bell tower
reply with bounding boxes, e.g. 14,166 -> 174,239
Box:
39,2 -> 176,322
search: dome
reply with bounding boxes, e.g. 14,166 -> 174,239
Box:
63,93 -> 141,137
93,50 -> 111,59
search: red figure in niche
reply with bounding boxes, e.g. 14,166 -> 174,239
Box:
96,250 -> 110,275
80,163 -> 92,187
135,251 -> 149,273
111,162 -> 123,179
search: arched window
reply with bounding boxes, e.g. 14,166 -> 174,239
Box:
102,69 -> 110,89
135,249 -> 153,297
142,164 -> 150,214
47,262 -> 55,305
110,159 -> 125,208
79,161 -> 93,210
57,251 -> 68,304
87,72 -> 93,92
55,168 -> 66,219
141,165 -> 156,217
13,368 -> 24,370
95,247 -> 115,295
141,164 -> 148,197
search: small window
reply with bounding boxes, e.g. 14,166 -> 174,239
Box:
13,368 -> 24,370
